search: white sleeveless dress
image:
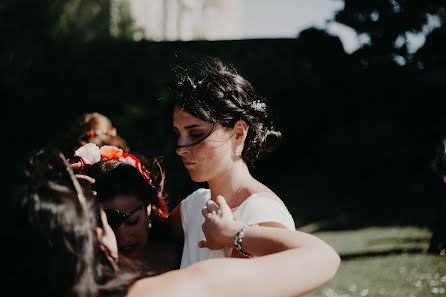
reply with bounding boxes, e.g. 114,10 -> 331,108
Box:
180,188 -> 295,268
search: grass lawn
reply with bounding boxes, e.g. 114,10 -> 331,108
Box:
305,226 -> 446,297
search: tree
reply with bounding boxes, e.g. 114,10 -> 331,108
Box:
335,0 -> 445,68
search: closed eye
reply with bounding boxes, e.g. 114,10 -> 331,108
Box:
125,218 -> 139,226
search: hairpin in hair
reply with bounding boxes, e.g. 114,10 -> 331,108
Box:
251,100 -> 266,112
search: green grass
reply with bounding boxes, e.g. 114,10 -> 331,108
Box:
305,226 -> 446,297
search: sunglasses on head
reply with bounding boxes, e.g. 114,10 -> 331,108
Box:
104,204 -> 143,229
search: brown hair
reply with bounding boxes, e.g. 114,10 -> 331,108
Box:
86,158 -> 169,222
64,112 -> 129,154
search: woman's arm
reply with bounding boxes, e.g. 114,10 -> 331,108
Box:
129,214 -> 340,297
165,202 -> 184,242
199,196 -> 303,257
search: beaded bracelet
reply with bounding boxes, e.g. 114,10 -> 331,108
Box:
234,224 -> 256,257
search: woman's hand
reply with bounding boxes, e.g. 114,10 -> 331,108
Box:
199,196 -> 243,250
75,174 -> 95,184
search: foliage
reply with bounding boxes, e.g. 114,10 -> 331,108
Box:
0,0 -> 139,44
335,0 -> 446,67
115,0 -> 144,41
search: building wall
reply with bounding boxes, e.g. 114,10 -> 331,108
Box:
129,0 -> 242,41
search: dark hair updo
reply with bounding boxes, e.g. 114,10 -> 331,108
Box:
170,56 -> 282,166
9,147 -> 136,297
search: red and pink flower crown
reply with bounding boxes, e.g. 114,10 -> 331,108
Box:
72,143 -> 154,188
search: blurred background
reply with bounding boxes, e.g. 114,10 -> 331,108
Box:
2,1 -> 446,294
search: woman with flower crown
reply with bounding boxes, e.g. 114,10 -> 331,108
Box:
71,143 -> 180,273
168,56 -> 296,267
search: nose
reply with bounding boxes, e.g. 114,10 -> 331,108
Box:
175,145 -> 189,156
115,227 -> 132,246
175,135 -> 191,156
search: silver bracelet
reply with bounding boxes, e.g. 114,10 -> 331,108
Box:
234,224 -> 256,257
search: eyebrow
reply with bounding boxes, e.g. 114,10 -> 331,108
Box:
184,124 -> 203,129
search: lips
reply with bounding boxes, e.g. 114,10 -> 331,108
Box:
182,160 -> 196,168
183,162 -> 196,169
119,244 -> 137,254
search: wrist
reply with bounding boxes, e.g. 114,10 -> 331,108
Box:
223,221 -> 244,247
233,223 -> 257,257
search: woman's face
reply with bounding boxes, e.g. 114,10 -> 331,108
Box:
173,106 -> 236,183
100,194 -> 151,260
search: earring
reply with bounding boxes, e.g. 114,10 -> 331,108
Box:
148,219 -> 152,229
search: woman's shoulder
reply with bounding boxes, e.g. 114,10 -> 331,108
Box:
185,188 -> 211,201
241,180 -> 286,208
234,190 -> 295,230
181,188 -> 211,213
245,192 -> 287,209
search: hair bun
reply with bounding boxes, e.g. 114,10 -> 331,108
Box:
262,129 -> 282,153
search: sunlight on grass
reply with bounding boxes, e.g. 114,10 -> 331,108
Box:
315,226 -> 431,255
305,226 -> 446,297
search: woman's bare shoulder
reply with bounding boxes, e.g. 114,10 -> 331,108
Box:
127,265 -> 210,297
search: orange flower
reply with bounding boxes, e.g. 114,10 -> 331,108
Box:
99,145 -> 123,159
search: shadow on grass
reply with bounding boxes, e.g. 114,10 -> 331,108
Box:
340,248 -> 425,261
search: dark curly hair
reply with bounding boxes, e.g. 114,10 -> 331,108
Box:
169,56 -> 282,166
8,147 -> 144,297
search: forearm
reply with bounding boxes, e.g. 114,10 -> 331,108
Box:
166,203 -> 184,242
224,224 -> 329,257
242,226 -> 321,256
196,235 -> 340,297
130,241 -> 340,297
201,196 -> 326,257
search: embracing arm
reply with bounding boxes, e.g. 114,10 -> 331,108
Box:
129,224 -> 340,297
166,202 -> 184,242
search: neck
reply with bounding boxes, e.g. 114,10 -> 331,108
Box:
208,160 -> 252,208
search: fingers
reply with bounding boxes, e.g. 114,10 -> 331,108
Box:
215,195 -> 231,213
75,174 -> 95,184
70,161 -> 82,169
198,239 -> 207,248
206,199 -> 219,212
201,199 -> 219,219
201,206 -> 210,218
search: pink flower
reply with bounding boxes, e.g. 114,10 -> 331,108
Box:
74,143 -> 101,165
120,155 -> 136,167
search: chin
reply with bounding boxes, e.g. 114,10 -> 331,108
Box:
188,171 -> 207,183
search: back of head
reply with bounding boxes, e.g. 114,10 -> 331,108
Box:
7,147 -> 135,297
170,56 -> 282,165
63,112 -> 130,155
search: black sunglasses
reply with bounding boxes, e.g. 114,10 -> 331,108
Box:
104,204 -> 143,229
